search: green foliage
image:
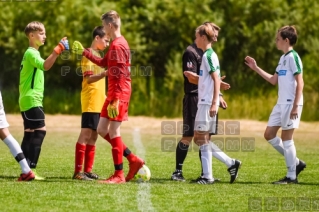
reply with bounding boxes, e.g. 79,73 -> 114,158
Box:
0,0 -> 318,120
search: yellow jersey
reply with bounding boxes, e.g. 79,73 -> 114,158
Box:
81,49 -> 106,113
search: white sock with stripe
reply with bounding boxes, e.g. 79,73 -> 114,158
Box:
3,135 -> 31,174
209,141 -> 234,168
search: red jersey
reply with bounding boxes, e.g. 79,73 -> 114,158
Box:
83,36 -> 131,102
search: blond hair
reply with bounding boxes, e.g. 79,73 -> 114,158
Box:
203,21 -> 221,32
195,24 -> 216,42
101,10 -> 121,29
24,21 -> 44,36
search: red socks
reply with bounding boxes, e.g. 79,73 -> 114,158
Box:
110,137 -> 124,170
104,134 -> 111,142
84,144 -> 96,173
75,143 -> 86,173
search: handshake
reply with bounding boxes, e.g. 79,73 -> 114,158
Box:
53,38 -> 85,55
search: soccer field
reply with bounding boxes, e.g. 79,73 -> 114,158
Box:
1,115 -> 319,212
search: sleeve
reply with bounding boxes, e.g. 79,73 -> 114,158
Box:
109,45 -> 128,65
81,56 -> 94,77
207,53 -> 216,75
27,50 -> 45,70
108,45 -> 130,100
289,54 -> 302,76
182,50 -> 198,73
83,48 -> 108,67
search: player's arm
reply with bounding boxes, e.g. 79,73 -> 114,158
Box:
184,71 -> 230,91
86,70 -> 108,84
182,50 -> 198,84
210,71 -> 221,117
72,41 -> 108,67
245,56 -> 278,85
29,38 -> 69,71
107,47 -> 129,118
183,71 -> 198,84
290,57 -> 304,119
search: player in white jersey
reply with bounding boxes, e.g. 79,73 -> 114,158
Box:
245,25 -> 306,184
0,91 -> 35,181
192,23 -> 241,184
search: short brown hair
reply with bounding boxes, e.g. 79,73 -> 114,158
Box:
24,21 -> 44,36
195,24 -> 216,42
278,25 -> 298,46
92,26 -> 106,39
101,10 -> 121,29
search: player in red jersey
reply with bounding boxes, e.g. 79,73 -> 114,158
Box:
72,10 -> 144,184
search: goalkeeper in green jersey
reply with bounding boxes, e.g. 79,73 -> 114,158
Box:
19,21 -> 69,180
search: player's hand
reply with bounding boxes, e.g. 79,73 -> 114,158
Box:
219,96 -> 227,109
72,41 -> 85,55
290,105 -> 298,120
54,37 -> 69,54
107,99 -> 119,119
220,75 -> 230,90
184,71 -> 196,79
210,104 -> 218,117
245,56 -> 258,71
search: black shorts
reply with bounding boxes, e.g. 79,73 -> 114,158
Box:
21,107 -> 45,130
182,94 -> 218,136
81,112 -> 100,130
182,94 -> 198,137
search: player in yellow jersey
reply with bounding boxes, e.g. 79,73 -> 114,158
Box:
73,26 -> 110,180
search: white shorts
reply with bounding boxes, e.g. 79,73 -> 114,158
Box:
194,104 -> 218,134
0,92 -> 9,129
267,104 -> 303,130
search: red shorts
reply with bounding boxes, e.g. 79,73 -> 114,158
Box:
101,100 -> 129,121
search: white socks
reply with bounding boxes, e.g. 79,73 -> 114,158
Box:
283,140 -> 296,180
200,144 -> 213,180
210,141 -> 234,168
3,135 -> 31,174
268,137 -> 300,165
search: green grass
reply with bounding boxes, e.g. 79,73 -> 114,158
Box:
0,116 -> 318,212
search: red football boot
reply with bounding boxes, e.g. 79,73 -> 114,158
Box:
18,170 -> 35,181
125,156 -> 145,182
98,172 -> 125,184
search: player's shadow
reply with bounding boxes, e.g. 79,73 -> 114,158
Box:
0,175 -> 19,180
141,177 -> 177,184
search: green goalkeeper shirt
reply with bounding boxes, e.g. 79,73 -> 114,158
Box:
19,47 -> 45,112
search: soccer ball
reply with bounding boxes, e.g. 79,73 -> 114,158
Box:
133,165 -> 151,183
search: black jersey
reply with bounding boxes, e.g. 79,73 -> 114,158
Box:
182,43 -> 203,94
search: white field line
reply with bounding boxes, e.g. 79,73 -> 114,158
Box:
132,128 -> 155,212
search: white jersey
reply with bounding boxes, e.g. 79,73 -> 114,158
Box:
198,48 -> 220,105
0,91 -> 10,129
275,50 -> 303,105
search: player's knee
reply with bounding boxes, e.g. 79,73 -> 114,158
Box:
97,127 -> 107,138
264,131 -> 273,141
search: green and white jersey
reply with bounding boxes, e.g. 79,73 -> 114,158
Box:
198,48 -> 220,105
275,50 -> 303,105
19,47 -> 45,111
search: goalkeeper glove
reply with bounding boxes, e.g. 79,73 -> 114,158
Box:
54,37 -> 69,54
72,41 -> 85,55
107,99 -> 119,119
